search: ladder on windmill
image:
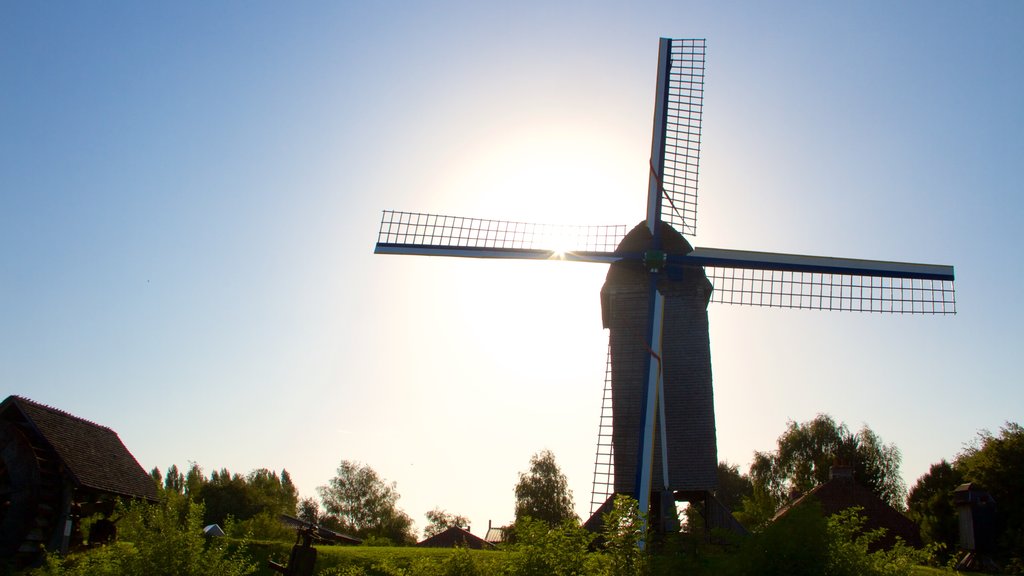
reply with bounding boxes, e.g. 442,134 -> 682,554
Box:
590,343 -> 615,517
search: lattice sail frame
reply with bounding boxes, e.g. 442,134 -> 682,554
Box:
376,210 -> 627,258
705,267 -> 956,314
658,38 -> 706,237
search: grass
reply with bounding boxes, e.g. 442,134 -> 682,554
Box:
244,539 -> 991,576
245,540 -> 505,575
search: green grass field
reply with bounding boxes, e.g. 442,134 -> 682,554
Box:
243,540 -> 986,576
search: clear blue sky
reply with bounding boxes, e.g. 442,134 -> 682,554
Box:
3,1 -> 1022,537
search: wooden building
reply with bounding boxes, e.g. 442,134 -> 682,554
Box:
0,395 -> 158,566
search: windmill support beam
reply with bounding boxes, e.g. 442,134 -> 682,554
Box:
634,287 -> 665,546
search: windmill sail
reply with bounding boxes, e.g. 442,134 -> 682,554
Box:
678,247 -> 956,314
647,38 -> 705,237
375,210 -> 626,262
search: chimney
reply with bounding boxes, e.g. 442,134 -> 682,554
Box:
829,464 -> 854,480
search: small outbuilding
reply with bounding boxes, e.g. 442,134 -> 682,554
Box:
417,526 -> 494,549
0,395 -> 159,566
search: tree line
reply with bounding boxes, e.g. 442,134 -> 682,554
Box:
144,416 -> 1022,567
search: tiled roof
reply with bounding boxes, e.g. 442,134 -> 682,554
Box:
1,395 -> 159,501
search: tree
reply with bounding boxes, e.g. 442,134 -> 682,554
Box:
185,462 -> 205,498
955,422 -> 1024,561
317,460 -> 414,544
746,415 -> 906,521
513,450 -> 576,526
297,497 -> 321,525
906,459 -> 963,560
423,508 -> 470,538
714,461 -> 754,513
164,464 -> 185,495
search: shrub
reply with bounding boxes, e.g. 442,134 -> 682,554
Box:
29,494 -> 255,576
501,517 -> 599,576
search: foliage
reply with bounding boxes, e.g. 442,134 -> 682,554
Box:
318,460 -> 415,544
298,497 -> 321,524
501,516 -> 599,576
825,507 -> 931,576
599,494 -> 648,576
513,450 -> 576,527
906,460 -> 963,562
745,414 -> 906,526
147,464 -> 298,541
730,500 -> 830,576
423,508 -> 470,538
29,493 -> 255,576
955,422 -> 1024,564
686,461 -> 754,533
713,461 -> 754,514
728,503 -> 926,576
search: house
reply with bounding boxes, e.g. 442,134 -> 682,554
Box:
0,395 -> 159,566
772,464 -> 921,549
417,526 -> 494,549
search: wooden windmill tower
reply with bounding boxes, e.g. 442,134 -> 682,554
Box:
374,38 -> 956,534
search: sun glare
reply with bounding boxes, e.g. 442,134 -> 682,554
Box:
544,226 -> 576,259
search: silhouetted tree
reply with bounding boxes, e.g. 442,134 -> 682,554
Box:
907,459 -> 963,561
745,414 -> 905,526
956,422 -> 1024,561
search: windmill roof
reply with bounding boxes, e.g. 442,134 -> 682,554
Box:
0,395 -> 159,501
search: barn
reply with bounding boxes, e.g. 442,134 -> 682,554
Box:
0,395 -> 158,566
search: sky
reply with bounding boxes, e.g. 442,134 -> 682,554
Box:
2,1 -> 1022,538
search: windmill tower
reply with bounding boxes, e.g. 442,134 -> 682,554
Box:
374,38 -> 956,533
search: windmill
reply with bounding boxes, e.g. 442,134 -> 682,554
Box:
373,38 -> 955,534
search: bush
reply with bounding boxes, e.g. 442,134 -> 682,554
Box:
728,503 -> 928,576
730,501 -> 830,576
826,507 -> 930,576
29,494 -> 256,576
501,517 -> 599,576
599,494 -> 648,576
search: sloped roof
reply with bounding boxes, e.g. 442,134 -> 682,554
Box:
485,526 -> 507,544
773,469 -> 920,548
417,526 -> 494,549
1,395 -> 159,501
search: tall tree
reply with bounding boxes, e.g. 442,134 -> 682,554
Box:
747,415 -> 906,518
907,459 -> 963,560
164,464 -> 185,495
513,450 -> 576,526
317,460 -> 414,544
955,422 -> 1024,561
185,462 -> 205,498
